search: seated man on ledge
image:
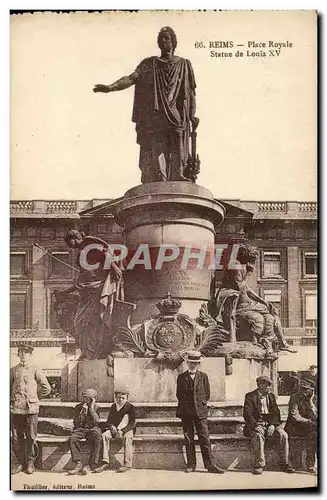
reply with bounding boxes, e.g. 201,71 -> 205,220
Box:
285,378 -> 317,474
94,386 -> 136,473
243,376 -> 295,475
68,389 -> 102,475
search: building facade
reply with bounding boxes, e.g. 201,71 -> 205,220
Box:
10,199 -> 317,379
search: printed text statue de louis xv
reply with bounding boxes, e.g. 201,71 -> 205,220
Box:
93,27 -> 199,183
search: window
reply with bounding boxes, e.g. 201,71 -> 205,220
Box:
263,252 -> 281,278
304,252 -> 317,277
10,252 -> 26,277
49,292 -> 61,329
10,293 -> 26,329
263,290 -> 282,315
50,252 -> 70,277
304,292 -> 317,327
301,338 -> 317,347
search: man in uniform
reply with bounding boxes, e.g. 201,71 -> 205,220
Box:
176,351 -> 225,474
10,345 -> 51,474
243,376 -> 295,475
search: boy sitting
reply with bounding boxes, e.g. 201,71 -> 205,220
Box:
68,388 -> 102,475
94,386 -> 136,473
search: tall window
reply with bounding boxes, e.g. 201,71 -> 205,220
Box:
50,252 -> 70,277
264,290 -> 282,316
263,252 -> 281,278
49,292 -> 61,329
304,292 -> 317,327
10,293 -> 26,329
303,252 -> 317,277
10,252 -> 26,277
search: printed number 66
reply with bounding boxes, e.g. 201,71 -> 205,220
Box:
195,41 -> 204,49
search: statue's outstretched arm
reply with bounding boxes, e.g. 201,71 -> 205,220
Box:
93,71 -> 139,93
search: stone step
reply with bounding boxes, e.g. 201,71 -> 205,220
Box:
38,416 -> 248,436
39,399 -> 290,420
35,433 -> 306,472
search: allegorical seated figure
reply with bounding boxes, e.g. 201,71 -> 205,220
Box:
210,244 -> 296,354
93,26 -> 199,183
54,230 -> 122,360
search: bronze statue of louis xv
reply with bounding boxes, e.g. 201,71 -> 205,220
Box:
93,27 -> 199,183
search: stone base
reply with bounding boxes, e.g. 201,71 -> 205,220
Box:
60,356 -> 276,403
114,357 -> 225,402
35,434 -> 308,472
61,359 -> 114,402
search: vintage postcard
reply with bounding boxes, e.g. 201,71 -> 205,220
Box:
10,10 -> 317,491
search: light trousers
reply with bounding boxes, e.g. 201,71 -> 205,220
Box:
102,429 -> 134,468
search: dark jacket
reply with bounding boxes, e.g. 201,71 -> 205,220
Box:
176,370 -> 210,419
10,363 -> 51,415
73,402 -> 101,430
285,392 -> 317,433
105,401 -> 136,435
243,389 -> 281,436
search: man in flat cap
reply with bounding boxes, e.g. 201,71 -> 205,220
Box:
176,351 -> 225,474
243,375 -> 295,475
94,385 -> 136,473
285,378 -> 317,473
68,388 -> 102,475
10,345 -> 51,475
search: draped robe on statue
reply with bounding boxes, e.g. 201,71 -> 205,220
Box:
132,56 -> 196,182
68,237 -> 121,360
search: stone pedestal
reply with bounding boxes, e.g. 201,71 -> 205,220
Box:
61,359 -> 114,402
61,356 -> 277,403
114,182 -> 225,324
114,357 -> 226,402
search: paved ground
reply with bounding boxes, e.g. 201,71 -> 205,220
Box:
11,469 -> 317,491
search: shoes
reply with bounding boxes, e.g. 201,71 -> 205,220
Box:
11,464 -> 23,475
253,468 -> 264,475
25,462 -> 35,474
185,468 -> 196,473
68,461 -> 83,475
81,465 -> 91,475
207,466 -> 225,474
308,467 -> 317,474
282,465 -> 296,474
93,463 -> 109,473
116,466 -> 132,473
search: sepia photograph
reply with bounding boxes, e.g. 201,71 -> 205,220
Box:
10,10 -> 317,491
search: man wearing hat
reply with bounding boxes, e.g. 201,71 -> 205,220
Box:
243,375 -> 294,475
285,378 -> 317,473
176,351 -> 225,474
94,385 -> 136,473
68,389 -> 102,475
10,345 -> 51,474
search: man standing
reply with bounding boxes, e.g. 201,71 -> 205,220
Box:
243,376 -> 295,475
94,386 -> 136,473
285,378 -> 317,473
93,26 -> 198,183
10,345 -> 51,474
68,389 -> 102,475
176,351 -> 225,474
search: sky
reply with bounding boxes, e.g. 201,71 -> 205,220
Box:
10,10 -> 317,202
